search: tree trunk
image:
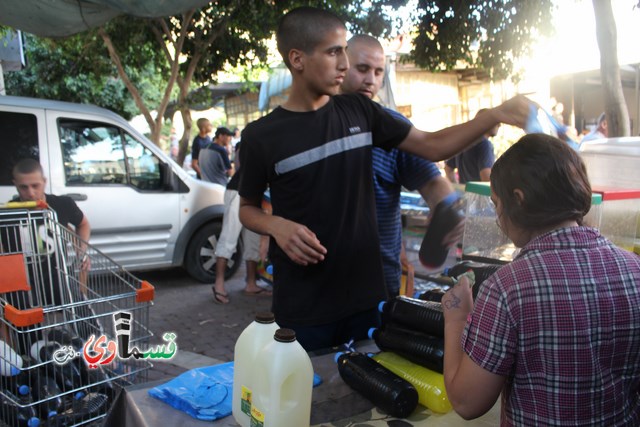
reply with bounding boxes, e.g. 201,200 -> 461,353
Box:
592,0 -> 630,137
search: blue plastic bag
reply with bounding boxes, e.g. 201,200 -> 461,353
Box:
148,362 -> 323,421
148,362 -> 234,421
526,104 -> 579,151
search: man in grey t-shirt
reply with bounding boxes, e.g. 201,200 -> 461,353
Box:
199,127 -> 234,185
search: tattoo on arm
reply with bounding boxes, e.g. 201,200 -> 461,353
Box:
444,292 -> 461,310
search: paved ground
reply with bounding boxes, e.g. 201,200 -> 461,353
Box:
134,264 -> 274,383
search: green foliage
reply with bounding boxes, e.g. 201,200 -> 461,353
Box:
3,30 -> 167,119
409,0 -> 555,80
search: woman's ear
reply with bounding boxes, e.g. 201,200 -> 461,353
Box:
513,188 -> 524,206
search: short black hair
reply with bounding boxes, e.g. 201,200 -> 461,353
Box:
276,7 -> 346,69
12,158 -> 43,178
490,133 -> 592,229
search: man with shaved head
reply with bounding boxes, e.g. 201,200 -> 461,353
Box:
341,34 -> 458,297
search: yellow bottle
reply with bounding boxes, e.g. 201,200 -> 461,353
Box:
372,351 -> 451,414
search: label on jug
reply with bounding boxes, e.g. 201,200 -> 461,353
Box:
241,385 -> 252,416
250,405 -> 265,427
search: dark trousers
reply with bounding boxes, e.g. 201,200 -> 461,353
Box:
279,308 -> 381,353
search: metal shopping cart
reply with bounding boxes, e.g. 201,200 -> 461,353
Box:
0,202 -> 154,426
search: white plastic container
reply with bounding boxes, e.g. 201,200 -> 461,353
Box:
1,339 -> 23,376
232,312 -> 280,427
250,328 -> 314,427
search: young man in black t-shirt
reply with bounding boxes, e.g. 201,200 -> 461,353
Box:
8,159 -> 91,305
238,7 -> 531,351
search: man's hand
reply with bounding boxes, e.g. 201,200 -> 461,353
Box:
271,217 -> 327,266
442,274 -> 474,322
491,94 -> 534,129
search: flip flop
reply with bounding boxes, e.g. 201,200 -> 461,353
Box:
242,288 -> 272,297
212,287 -> 229,304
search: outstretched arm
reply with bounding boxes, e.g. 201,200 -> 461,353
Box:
239,197 -> 327,266
441,275 -> 505,419
398,95 -> 531,162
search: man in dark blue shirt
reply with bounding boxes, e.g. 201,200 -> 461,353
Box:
445,109 -> 498,184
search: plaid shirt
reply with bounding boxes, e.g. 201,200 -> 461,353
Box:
462,227 -> 640,426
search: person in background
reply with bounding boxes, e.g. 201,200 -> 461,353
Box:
211,142 -> 271,304
12,159 -> 91,260
441,133 -> 640,425
444,109 -> 498,184
199,126 -> 234,186
581,112 -> 608,143
9,158 -> 91,306
238,6 -> 530,352
340,34 -> 457,297
191,118 -> 213,179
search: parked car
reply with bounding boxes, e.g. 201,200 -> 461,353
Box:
0,95 -> 241,282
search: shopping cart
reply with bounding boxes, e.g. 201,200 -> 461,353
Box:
0,202 -> 154,426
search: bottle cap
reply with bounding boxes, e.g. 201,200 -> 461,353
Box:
367,327 -> 377,340
28,417 -> 40,427
18,384 -> 30,395
274,328 -> 296,343
47,411 -> 57,419
255,312 -> 275,324
334,352 -> 344,363
377,300 -> 386,313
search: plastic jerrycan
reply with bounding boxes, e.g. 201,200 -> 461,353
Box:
232,312 -> 279,427
250,328 -> 314,427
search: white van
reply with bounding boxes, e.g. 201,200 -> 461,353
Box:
0,95 -> 242,282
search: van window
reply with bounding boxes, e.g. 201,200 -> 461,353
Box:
0,111 -> 39,185
58,120 -> 162,191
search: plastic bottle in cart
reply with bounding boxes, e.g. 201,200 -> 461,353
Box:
30,340 -> 83,391
335,351 -> 418,418
232,312 -> 280,427
249,328 -> 313,427
1,385 -> 41,427
373,351 -> 452,414
1,339 -> 24,376
31,372 -> 64,420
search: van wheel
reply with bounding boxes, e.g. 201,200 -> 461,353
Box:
185,222 -> 243,283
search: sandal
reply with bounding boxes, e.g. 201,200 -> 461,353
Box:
242,288 -> 272,297
212,287 -> 229,304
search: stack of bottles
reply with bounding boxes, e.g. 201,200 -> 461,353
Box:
232,312 -> 313,427
1,327 -> 115,427
371,295 -> 451,414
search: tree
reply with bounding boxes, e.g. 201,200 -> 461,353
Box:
95,0 -> 398,165
4,30 -> 167,120
410,0 -> 555,81
408,0 -> 635,137
593,0 -> 630,137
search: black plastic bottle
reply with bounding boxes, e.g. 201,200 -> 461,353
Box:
31,373 -> 64,420
418,288 -> 446,303
1,386 -> 41,427
379,296 -> 444,338
369,325 -> 444,373
419,192 -> 465,269
444,261 -> 502,300
335,352 -> 418,418
48,392 -> 109,426
30,340 -> 83,392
